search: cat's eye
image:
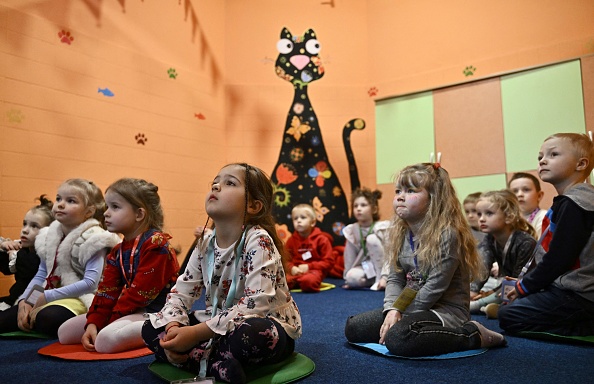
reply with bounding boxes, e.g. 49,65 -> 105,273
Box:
305,39 -> 321,54
277,39 -> 293,54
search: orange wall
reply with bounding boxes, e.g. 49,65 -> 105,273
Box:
1,1 -> 226,261
1,0 -> 594,292
368,0 -> 594,98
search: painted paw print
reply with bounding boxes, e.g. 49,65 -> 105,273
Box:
135,133 -> 147,145
58,30 -> 74,45
463,66 -> 476,77
6,109 -> 25,123
167,68 -> 177,79
368,87 -> 378,97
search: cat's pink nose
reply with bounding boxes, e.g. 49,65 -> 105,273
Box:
290,55 -> 310,70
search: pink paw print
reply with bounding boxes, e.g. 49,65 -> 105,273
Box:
58,30 -> 74,45
368,87 -> 378,97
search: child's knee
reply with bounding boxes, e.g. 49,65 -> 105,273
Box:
345,268 -> 367,287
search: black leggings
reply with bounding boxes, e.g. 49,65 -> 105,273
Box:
345,308 -> 481,357
0,304 -> 74,336
142,316 -> 294,381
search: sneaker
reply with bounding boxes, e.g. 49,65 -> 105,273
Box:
470,320 -> 507,348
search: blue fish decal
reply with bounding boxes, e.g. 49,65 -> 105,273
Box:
98,88 -> 114,97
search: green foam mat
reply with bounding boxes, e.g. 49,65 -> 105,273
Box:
517,331 -> 594,345
148,352 -> 315,384
0,330 -> 53,339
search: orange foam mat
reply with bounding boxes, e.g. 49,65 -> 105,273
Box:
38,342 -> 153,360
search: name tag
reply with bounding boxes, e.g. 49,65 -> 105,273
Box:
361,260 -> 376,279
301,251 -> 312,261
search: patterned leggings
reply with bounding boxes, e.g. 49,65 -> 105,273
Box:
142,316 -> 294,383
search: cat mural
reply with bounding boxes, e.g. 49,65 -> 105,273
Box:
272,27 -> 365,245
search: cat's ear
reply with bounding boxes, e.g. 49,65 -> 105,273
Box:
304,29 -> 317,40
281,27 -> 292,39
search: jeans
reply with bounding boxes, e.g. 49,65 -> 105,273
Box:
498,285 -> 594,336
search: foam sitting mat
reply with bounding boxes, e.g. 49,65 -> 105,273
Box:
148,352 -> 315,384
350,342 -> 488,360
517,331 -> 594,344
290,282 -> 335,293
38,342 -> 153,360
0,330 -> 53,339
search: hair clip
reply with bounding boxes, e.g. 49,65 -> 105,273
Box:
429,152 -> 442,169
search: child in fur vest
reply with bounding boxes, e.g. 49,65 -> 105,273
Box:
0,179 -> 120,336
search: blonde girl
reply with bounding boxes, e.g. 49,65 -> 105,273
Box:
470,190 -> 542,316
142,163 -> 301,384
342,187 -> 390,290
9,179 -> 120,336
58,178 -> 179,353
346,163 -> 505,357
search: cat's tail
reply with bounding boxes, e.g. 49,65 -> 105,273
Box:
342,118 -> 366,193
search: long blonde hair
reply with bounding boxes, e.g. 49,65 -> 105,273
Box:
387,163 -> 483,280
479,190 -> 536,238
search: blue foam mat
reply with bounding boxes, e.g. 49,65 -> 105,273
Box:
350,342 -> 488,360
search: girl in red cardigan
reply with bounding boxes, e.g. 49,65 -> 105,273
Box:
58,178 -> 179,353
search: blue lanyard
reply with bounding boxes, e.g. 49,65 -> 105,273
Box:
408,230 -> 419,273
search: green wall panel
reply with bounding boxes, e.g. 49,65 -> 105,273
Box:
375,92 -> 434,184
501,60 -> 586,172
452,174 -> 508,206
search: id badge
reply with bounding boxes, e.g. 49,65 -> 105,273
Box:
171,377 -> 215,384
301,251 -> 312,261
500,279 -> 516,303
392,287 -> 417,312
361,260 -> 376,279
25,284 -> 45,306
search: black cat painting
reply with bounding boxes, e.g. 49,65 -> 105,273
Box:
271,27 -> 365,245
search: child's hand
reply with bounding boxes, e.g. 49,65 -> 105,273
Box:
297,264 -> 309,273
82,324 -> 98,351
379,309 -> 401,344
17,300 -> 33,331
291,266 -> 302,276
490,262 -> 499,277
470,291 -> 480,299
0,240 -> 21,252
160,322 -> 215,354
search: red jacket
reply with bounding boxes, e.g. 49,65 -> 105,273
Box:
86,230 -> 179,331
285,227 -> 334,276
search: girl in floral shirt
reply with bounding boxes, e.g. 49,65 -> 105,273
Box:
58,178 -> 178,353
142,163 -> 302,384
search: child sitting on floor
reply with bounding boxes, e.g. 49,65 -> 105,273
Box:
343,188 -> 390,290
499,133 -> 594,336
508,172 -> 547,237
470,190 -> 542,318
285,203 -> 334,292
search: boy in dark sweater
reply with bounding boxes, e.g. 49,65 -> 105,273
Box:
499,132 -> 594,336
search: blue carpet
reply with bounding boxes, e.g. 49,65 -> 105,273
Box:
1,277 -> 593,383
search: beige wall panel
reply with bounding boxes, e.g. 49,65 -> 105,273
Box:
433,78 -> 506,178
